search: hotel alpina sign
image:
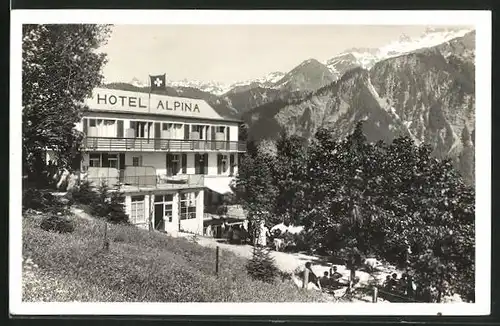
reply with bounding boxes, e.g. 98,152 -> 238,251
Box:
85,88 -> 223,120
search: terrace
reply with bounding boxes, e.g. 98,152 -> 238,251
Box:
82,137 -> 247,153
84,167 -> 205,192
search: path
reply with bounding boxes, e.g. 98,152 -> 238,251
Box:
177,232 -> 400,301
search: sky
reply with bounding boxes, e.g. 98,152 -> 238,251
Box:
99,25 -> 468,84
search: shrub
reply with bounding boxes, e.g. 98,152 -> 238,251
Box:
70,180 -> 99,206
106,188 -> 128,224
40,215 -> 75,233
22,188 -> 69,215
246,245 -> 279,284
86,182 -> 129,224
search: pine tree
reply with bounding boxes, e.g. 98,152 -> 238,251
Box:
107,186 -> 128,224
246,242 -> 279,284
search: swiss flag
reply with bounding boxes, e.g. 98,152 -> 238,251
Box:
149,74 -> 166,92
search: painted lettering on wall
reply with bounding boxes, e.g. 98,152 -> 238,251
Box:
97,93 -> 147,108
95,93 -> 200,113
156,100 -> 200,112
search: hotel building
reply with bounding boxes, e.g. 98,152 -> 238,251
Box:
74,87 -> 246,235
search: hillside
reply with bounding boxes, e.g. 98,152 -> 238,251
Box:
243,31 -> 475,182
22,210 -> 327,302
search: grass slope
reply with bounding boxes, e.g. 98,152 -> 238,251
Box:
22,211 -> 327,302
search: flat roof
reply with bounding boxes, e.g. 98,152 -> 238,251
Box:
84,87 -> 242,123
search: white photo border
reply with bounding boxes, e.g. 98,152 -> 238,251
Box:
10,9 -> 492,316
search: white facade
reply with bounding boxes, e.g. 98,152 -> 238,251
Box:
78,88 -> 245,235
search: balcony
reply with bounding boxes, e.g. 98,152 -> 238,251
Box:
84,167 -> 205,192
82,136 -> 247,152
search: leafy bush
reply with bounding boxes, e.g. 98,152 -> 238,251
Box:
246,245 -> 279,283
40,215 -> 75,233
22,188 -> 69,215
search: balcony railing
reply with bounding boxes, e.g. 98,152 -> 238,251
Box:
84,167 -> 205,191
82,136 -> 247,152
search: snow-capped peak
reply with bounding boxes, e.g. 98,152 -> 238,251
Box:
325,26 -> 474,73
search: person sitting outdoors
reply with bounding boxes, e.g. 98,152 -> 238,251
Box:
398,273 -> 408,295
388,273 -> 398,290
329,265 -> 343,287
383,275 -> 392,290
319,271 -> 331,291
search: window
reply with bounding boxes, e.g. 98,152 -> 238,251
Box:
130,196 -> 145,224
89,153 -> 101,167
132,156 -> 142,167
217,126 -> 226,133
164,204 -> 173,223
89,153 -> 123,169
180,192 -> 197,220
217,154 -> 228,174
167,154 -> 181,176
89,119 -> 97,127
135,121 -> 151,138
162,123 -> 172,131
195,153 -> 208,175
107,154 -> 118,168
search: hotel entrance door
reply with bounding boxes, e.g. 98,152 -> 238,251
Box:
154,194 -> 174,231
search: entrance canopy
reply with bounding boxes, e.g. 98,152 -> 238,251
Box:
205,178 -> 233,195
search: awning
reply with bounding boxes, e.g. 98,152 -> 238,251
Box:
204,178 -> 233,195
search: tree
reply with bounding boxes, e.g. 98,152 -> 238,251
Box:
302,121 -> 475,301
459,125 -> 475,185
273,130 -> 309,226
246,243 -> 279,283
232,141 -> 279,228
92,182 -> 128,224
22,24 -> 112,180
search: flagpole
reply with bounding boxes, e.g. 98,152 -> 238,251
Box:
148,75 -> 151,113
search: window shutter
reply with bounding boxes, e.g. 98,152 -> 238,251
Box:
166,154 -> 173,176
181,154 -> 187,174
217,154 -> 222,175
184,124 -> 190,140
211,127 -> 216,150
102,153 -> 109,168
204,153 -> 209,175
154,122 -> 161,149
226,127 -> 230,141
119,153 -> 126,170
83,118 -> 88,135
194,154 -> 200,174
117,120 -> 124,138
230,154 -> 235,176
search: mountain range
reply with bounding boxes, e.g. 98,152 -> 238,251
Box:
103,26 -> 476,184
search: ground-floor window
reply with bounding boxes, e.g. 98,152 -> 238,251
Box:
89,153 -> 101,167
88,152 -> 124,169
180,192 -> 197,220
130,195 -> 145,224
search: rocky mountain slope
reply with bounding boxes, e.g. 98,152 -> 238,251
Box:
104,29 -> 475,183
243,31 -> 475,182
